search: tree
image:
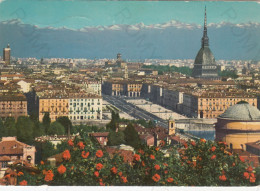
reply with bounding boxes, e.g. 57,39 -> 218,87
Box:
4,117 -> 16,136
42,112 -> 51,133
123,123 -> 141,148
47,121 -> 65,135
16,116 -> 34,144
0,118 -> 5,138
106,110 -> 120,131
107,130 -> 125,146
56,116 -> 72,135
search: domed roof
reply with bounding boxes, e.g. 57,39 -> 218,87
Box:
194,47 -> 216,66
218,102 -> 260,121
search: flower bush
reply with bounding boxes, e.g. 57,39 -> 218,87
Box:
15,136 -> 259,186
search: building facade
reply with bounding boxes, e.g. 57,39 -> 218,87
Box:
3,44 -> 11,66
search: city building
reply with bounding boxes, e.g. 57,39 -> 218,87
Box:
191,7 -> 219,80
0,137 -> 36,173
215,102 -> 260,150
3,44 -> 11,66
0,94 -> 27,120
89,132 -> 109,146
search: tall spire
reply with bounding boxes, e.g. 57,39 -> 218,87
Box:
201,6 -> 209,48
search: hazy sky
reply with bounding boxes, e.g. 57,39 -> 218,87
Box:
0,0 -> 260,29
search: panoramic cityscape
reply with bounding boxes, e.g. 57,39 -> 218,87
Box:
0,0 -> 259,187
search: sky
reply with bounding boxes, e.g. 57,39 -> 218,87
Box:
0,0 -> 260,29
0,0 -> 260,60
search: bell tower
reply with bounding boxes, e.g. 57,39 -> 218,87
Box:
168,116 -> 175,136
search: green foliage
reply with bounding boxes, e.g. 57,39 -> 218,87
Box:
35,141 -> 58,161
0,118 -> 5,138
107,130 -> 125,146
123,123 -> 141,149
4,117 -> 16,136
218,69 -> 238,79
42,112 -> 51,133
106,110 -> 120,131
47,122 -> 65,135
142,65 -> 192,76
56,116 -> 72,134
16,116 -> 34,144
134,119 -> 155,128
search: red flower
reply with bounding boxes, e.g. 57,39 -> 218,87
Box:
121,176 -> 128,183
191,141 -> 196,146
192,161 -> 196,167
40,161 -> 44,165
167,177 -> 174,183
239,156 -> 245,163
163,163 -> 168,167
150,154 -> 155,160
154,164 -> 160,170
155,147 -> 159,151
152,174 -> 160,182
183,143 -> 188,148
138,149 -> 144,155
62,150 -> 71,161
250,173 -> 255,178
232,162 -> 236,167
243,172 -> 250,179
164,170 -> 168,174
247,166 -> 253,173
211,146 -> 216,152
94,171 -> 99,177
134,154 -> 141,161
96,150 -> 103,158
219,175 -> 227,181
81,151 -> 90,159
18,172 -> 24,176
96,163 -> 103,171
57,164 -> 66,175
19,180 -> 27,186
111,166 -> 117,174
200,138 -> 206,143
211,155 -> 216,160
118,172 -> 123,177
77,141 -> 85,149
44,170 -> 54,182
68,139 -> 74,146
141,161 -> 145,167
100,182 -> 105,186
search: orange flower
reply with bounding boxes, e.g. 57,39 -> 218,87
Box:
163,163 -> 168,167
62,150 -> 71,160
100,182 -> 105,186
191,141 -> 196,146
232,162 -> 236,167
250,176 -> 256,183
44,170 -> 54,182
134,154 -> 141,161
211,146 -> 216,152
138,149 -> 144,155
155,147 -> 159,151
94,171 -> 99,177
68,139 -> 74,146
5,174 -> 10,179
19,180 -> 27,186
164,170 -> 168,174
96,163 -> 103,171
192,161 -> 196,167
121,176 -> 128,183
167,177 -> 174,183
152,174 -> 160,182
40,161 -> 44,165
96,150 -> 103,158
154,164 -> 160,170
247,166 -> 253,173
118,172 -> 123,177
150,154 -> 155,160
243,172 -> 250,179
77,141 -> 85,149
18,172 -> 24,176
211,155 -> 216,160
141,161 -> 145,167
81,151 -> 90,159
250,173 -> 255,178
200,138 -> 206,143
57,164 -> 66,175
183,143 -> 188,148
219,175 -> 227,181
111,166 -> 117,174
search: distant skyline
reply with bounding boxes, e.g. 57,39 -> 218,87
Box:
0,0 -> 260,60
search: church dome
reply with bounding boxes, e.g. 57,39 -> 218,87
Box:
218,102 -> 260,121
194,47 -> 216,66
